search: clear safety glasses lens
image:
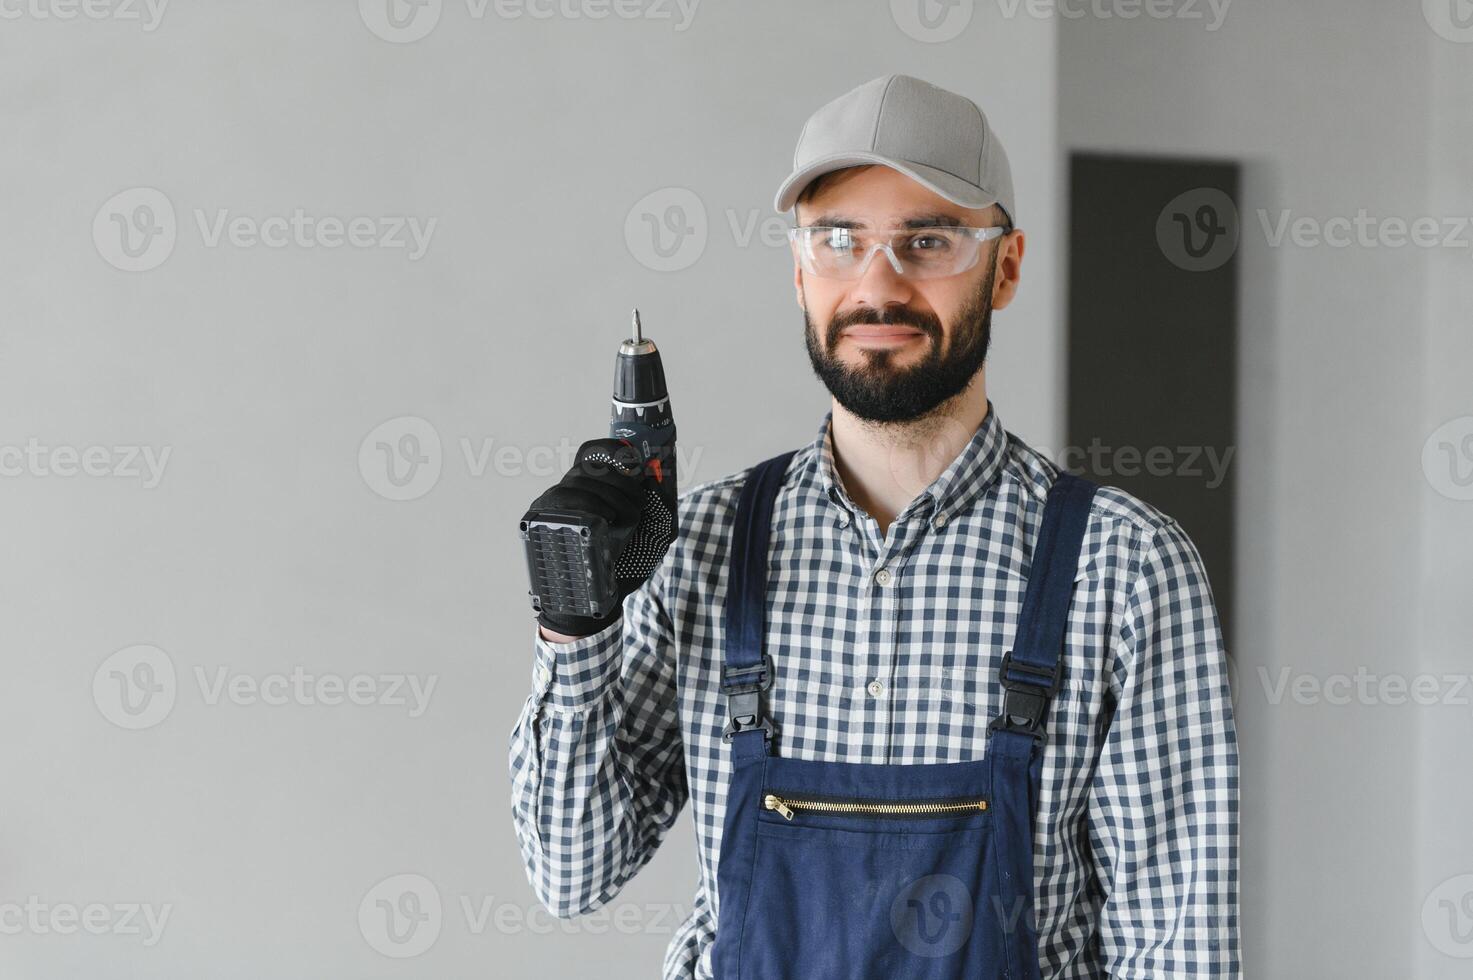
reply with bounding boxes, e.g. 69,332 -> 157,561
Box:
788,225 -> 1006,280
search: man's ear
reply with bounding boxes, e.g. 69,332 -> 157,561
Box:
792,247 -> 805,310
989,229 -> 1026,311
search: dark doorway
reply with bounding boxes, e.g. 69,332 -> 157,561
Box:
1066,152 -> 1239,644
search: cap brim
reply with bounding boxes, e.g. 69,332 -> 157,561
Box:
773,152 -> 998,214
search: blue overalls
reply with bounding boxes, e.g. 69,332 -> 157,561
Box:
710,450 -> 1097,980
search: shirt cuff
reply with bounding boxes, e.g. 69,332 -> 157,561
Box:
531,618 -> 624,712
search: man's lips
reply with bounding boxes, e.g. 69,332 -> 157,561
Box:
842,324 -> 926,344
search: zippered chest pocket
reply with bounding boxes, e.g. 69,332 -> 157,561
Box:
763,790 -> 989,822
740,781 -> 1000,979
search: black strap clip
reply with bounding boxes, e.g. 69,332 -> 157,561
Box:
721,653 -> 775,744
987,650 -> 1063,745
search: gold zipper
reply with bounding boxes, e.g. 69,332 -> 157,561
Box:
762,792 -> 988,822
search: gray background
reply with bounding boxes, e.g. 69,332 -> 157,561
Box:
0,1 -> 1469,977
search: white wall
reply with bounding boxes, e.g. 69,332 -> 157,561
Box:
1417,23 -> 1473,980
1061,1 -> 1472,976
0,3 -> 1061,976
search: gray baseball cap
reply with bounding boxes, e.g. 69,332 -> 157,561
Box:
773,73 -> 1015,226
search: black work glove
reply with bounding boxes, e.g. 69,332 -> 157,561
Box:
526,438 -> 676,638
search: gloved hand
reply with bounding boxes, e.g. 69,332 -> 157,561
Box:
526,438 -> 676,638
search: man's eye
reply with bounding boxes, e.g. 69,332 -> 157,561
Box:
907,234 -> 952,252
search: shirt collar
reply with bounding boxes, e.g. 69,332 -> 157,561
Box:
806,399 -> 1010,522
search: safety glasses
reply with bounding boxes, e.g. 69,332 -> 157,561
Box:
788,224 -> 1008,280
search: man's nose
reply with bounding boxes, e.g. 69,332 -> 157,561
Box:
847,243 -> 914,310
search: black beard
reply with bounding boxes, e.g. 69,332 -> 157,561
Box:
803,262 -> 995,424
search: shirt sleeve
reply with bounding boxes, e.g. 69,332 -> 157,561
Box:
1087,518 -> 1241,978
506,561 -> 688,918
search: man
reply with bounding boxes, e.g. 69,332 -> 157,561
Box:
509,73 -> 1239,978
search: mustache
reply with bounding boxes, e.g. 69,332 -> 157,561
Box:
825,306 -> 942,349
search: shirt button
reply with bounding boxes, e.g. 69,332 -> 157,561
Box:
873,567 -> 892,587
867,679 -> 885,697
933,511 -> 948,529
536,663 -> 552,686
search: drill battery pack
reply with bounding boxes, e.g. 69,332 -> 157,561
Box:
519,507 -> 629,621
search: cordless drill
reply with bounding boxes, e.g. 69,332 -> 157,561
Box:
519,310 -> 677,621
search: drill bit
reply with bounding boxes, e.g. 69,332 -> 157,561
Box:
631,308 -> 642,344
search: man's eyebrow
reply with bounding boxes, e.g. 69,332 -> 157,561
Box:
802,212 -> 970,230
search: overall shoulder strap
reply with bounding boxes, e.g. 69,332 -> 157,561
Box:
720,449 -> 797,755
988,470 -> 1098,747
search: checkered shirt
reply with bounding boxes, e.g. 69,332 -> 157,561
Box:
508,400 -> 1240,978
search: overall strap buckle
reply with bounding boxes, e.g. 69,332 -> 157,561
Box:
721,653 -> 775,744
987,650 -> 1063,746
